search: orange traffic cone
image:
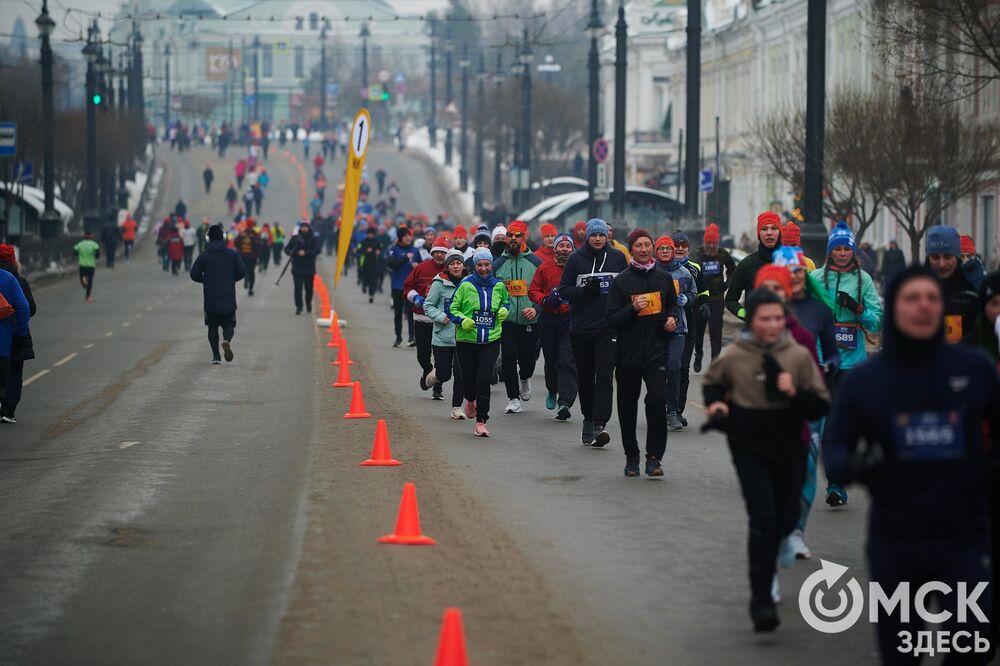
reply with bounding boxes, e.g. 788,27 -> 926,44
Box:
331,357 -> 353,387
332,339 -> 355,365
378,482 -> 435,544
344,381 -> 372,419
433,608 -> 469,666
361,419 -> 402,466
326,314 -> 344,348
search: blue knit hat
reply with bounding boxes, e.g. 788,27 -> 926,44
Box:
671,231 -> 690,246
553,232 -> 574,248
925,225 -> 961,258
586,218 -> 609,237
826,220 -> 856,256
472,247 -> 493,265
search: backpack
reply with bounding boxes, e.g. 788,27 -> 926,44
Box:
0,291 -> 14,321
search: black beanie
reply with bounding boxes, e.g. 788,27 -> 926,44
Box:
208,224 -> 224,242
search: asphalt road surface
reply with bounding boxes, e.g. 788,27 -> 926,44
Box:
2,141 -> 879,665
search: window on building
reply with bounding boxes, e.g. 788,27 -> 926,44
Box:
295,17 -> 303,30
294,46 -> 304,78
309,13 -> 318,30
263,44 -> 273,77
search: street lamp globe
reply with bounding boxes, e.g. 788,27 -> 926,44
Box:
83,38 -> 98,63
35,3 -> 56,38
519,44 -> 533,66
359,23 -> 370,39
586,4 -> 604,38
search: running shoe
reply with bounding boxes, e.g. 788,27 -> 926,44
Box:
211,357 -> 222,365
425,369 -> 437,387
678,413 -> 688,427
1,416 -> 16,423
645,457 -> 664,477
474,421 -> 490,437
771,574 -> 781,603
393,336 -> 402,348
222,340 -> 234,363
751,601 -> 780,633
693,355 -> 703,373
555,406 -> 571,421
825,485 -> 848,507
787,530 -> 812,559
545,393 -> 557,410
519,378 -> 532,401
666,412 -> 684,431
505,398 -> 522,414
406,338 -> 416,348
432,385 -> 444,401
419,372 -> 429,391
592,424 -> 610,448
778,537 -> 796,569
464,400 -> 477,420
581,420 -> 596,446
624,457 -> 641,477
451,407 -> 465,420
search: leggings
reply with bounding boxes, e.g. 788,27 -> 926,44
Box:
1,358 -> 24,418
79,267 -> 95,298
456,341 -> 501,422
432,345 -> 464,408
501,322 -> 538,400
539,319 -> 577,407
616,363 -> 668,460
207,320 -> 235,360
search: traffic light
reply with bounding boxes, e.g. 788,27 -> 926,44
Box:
381,90 -> 390,102
91,93 -> 102,105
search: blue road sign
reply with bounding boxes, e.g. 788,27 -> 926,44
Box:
0,122 -> 16,157
14,160 -> 33,185
327,83 -> 339,95
245,94 -> 255,107
699,169 -> 714,193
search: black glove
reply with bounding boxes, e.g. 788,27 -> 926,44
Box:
823,361 -> 839,380
762,352 -> 783,401
700,410 -> 728,434
541,289 -> 561,309
836,291 -> 863,315
699,302 -> 711,321
583,276 -> 601,297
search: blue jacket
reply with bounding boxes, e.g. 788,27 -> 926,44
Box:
190,240 -> 246,315
557,242 -> 628,335
386,243 -> 418,290
0,268 -> 30,358
657,259 -> 696,334
823,267 -> 1000,542
790,293 -> 840,369
810,265 -> 882,369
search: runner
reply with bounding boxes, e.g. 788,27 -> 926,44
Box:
283,221 -> 320,315
423,249 -> 468,419
490,225 -> 508,259
272,223 -> 286,267
672,231 -> 702,427
202,164 -> 214,193
181,220 -> 197,271
0,260 -> 30,412
225,184 -> 238,215
572,220 -> 588,249
405,237 -> 451,397
692,223 -> 734,371
725,211 -> 783,319
166,224 -> 185,276
358,225 -> 383,302
703,289 -> 830,632
925,225 -> 979,344
823,266 -> 999,661
493,220 -> 543,414
189,224 -> 246,364
235,223 -> 259,297
0,244 -> 35,424
529,232 -> 577,420
558,218 -> 628,447
73,231 -> 100,302
606,229 -> 679,477
386,226 -> 418,346
452,225 -> 472,259
120,213 -> 138,262
449,247 -> 511,437
960,235 -> 987,290
810,220 -> 883,507
533,223 -> 558,263
655,235 -> 695,431
257,223 -> 272,272
100,220 -> 120,268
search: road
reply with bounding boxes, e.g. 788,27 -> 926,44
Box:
1,141 -> 878,665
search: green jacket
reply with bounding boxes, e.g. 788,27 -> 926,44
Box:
424,272 -> 461,347
448,275 -> 510,344
492,251 -> 542,326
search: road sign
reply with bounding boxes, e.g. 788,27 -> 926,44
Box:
13,160 -> 33,185
596,162 -> 608,189
327,83 -> 339,95
378,69 -> 390,83
335,107 -> 373,289
351,112 -> 371,160
699,169 -> 714,193
594,188 -> 611,202
0,122 -> 16,157
592,138 -> 609,163
367,84 -> 384,101
245,94 -> 255,107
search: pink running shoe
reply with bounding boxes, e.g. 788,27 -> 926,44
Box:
474,421 -> 490,437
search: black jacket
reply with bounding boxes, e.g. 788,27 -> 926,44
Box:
935,265 -> 980,345
881,247 -> 905,282
557,242 -> 628,335
725,241 -> 779,318
693,246 -> 735,300
0,263 -> 35,361
189,240 -> 246,315
605,263 -> 679,368
284,232 -> 321,275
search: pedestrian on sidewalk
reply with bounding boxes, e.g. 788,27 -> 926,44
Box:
0,244 -> 35,423
450,247 -> 510,437
203,164 -> 214,193
702,289 -> 830,633
529,232 -> 578,420
100,220 -> 121,268
235,223 -> 260,297
558,218 -> 628,447
493,220 -> 542,414
283,221 -> 320,315
606,229 -> 679,477
74,231 -> 100,302
423,249 -> 468,420
190,225 -> 245,364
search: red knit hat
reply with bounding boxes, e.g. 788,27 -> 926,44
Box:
431,237 -> 452,251
757,211 -> 782,236
754,264 -> 793,299
574,220 -> 588,235
703,223 -> 720,244
960,235 -> 976,255
781,222 -> 801,246
655,235 -> 675,250
508,220 -> 528,236
540,223 -> 558,237
453,224 -> 467,238
627,228 -> 653,250
0,244 -> 15,265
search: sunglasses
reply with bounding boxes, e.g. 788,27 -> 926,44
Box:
508,232 -> 524,239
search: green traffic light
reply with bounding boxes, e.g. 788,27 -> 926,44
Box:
92,94 -> 102,105
382,91 -> 389,101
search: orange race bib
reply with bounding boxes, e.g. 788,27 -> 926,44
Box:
945,315 -> 963,344
673,279 -> 680,296
632,291 -> 663,317
505,280 -> 528,297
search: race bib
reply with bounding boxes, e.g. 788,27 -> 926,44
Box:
834,323 -> 859,351
893,410 -> 964,460
702,260 -> 721,276
577,272 -> 615,295
473,310 -> 496,332
944,315 -> 963,344
632,291 -> 663,317
505,279 -> 528,297
673,279 -> 681,297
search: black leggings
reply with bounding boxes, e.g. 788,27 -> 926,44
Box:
539,319 -> 577,407
570,329 -> 616,426
501,322 -> 538,399
79,266 -> 95,298
616,363 -> 668,460
433,345 -> 464,408
457,341 -> 501,422
392,289 -> 414,340
414,321 -> 434,376
695,299 -> 724,361
207,318 -> 235,360
241,256 -> 256,291
293,273 -> 314,311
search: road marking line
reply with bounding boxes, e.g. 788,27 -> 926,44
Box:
23,369 -> 50,386
122,322 -> 130,328
106,331 -> 114,337
119,441 -> 140,449
84,343 -> 95,349
135,314 -> 142,319
146,306 -> 153,311
53,352 -> 78,367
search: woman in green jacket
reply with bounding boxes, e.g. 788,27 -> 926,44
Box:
271,223 -> 286,266
449,247 -> 510,437
424,250 -> 468,420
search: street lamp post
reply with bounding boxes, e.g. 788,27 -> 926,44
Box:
444,24 -> 454,166
360,23 -> 370,111
83,25 -> 101,233
131,20 -> 145,154
519,28 -> 533,208
97,44 -> 112,221
36,0 -> 60,237
510,55 -> 523,209
319,26 -> 327,129
684,0 -> 701,219
458,42 -> 470,192
586,0 -> 602,219
117,49 -> 129,213
429,22 -> 437,148
801,0 -> 829,263
612,5 -> 627,227
492,53 -> 505,207
163,43 -> 171,135
252,36 -> 260,122
474,51 -> 486,214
